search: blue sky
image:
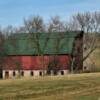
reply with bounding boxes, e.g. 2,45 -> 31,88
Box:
0,0 -> 100,27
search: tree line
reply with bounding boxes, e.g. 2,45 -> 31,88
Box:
0,11 -> 100,34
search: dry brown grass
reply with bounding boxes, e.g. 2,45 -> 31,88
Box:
0,73 -> 100,100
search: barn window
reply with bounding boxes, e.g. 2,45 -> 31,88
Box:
30,71 -> 34,76
84,66 -> 87,70
53,71 -> 57,75
84,46 -> 87,51
13,71 -> 16,77
61,71 -> 64,75
5,71 -> 9,79
47,70 -> 51,75
39,71 -> 42,76
21,71 -> 24,76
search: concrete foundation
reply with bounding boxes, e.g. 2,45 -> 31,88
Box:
2,70 -> 69,79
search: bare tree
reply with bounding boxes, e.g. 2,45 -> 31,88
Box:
23,15 -> 53,75
24,15 -> 45,33
71,12 -> 100,72
29,32 -> 52,75
72,13 -> 86,31
65,20 -> 79,31
71,12 -> 99,60
92,12 -> 100,33
48,16 -> 65,32
2,25 -> 16,35
47,33 -> 64,75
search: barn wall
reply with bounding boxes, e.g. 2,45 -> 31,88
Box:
4,55 -> 71,70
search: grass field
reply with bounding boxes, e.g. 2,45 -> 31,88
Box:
0,73 -> 100,100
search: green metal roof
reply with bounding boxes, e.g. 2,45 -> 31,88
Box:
4,31 -> 80,55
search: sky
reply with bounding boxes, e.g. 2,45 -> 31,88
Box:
0,0 -> 100,27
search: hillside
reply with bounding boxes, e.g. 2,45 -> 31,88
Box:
84,48 -> 100,72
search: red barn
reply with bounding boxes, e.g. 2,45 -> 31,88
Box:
0,31 -> 83,79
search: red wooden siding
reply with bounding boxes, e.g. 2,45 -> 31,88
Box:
4,55 -> 71,70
